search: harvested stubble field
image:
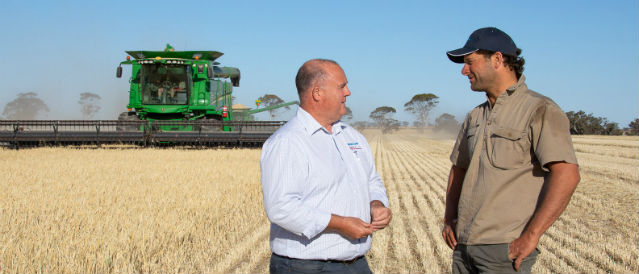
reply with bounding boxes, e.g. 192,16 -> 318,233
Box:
1,130 -> 637,273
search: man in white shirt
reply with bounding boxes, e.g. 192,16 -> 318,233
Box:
261,59 -> 392,274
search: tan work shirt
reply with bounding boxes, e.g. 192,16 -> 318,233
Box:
450,75 -> 578,245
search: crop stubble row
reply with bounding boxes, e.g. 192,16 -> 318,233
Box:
363,131 -> 637,273
386,133 -> 636,273
1,133 -> 637,273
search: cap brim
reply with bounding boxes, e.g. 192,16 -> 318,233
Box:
446,48 -> 478,63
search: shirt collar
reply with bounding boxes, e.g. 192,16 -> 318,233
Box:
492,74 -> 527,106
296,107 -> 346,136
505,74 -> 527,95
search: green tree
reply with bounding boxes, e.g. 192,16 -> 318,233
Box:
78,92 -> 101,119
566,110 -> 602,134
629,118 -> 639,135
2,92 -> 50,120
257,94 -> 290,120
603,121 -> 623,135
404,93 -> 439,127
370,106 -> 399,134
566,110 -> 622,135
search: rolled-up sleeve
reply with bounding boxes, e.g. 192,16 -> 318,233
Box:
260,136 -> 332,239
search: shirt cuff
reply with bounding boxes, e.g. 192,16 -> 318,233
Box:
370,194 -> 389,208
301,210 -> 332,240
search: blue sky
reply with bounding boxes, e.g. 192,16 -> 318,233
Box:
1,0 -> 637,126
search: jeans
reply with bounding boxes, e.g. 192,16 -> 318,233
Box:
269,253 -> 372,274
452,244 -> 539,274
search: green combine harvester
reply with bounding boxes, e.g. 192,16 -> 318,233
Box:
0,45 -> 296,147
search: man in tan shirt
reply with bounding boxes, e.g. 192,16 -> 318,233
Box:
442,27 -> 580,273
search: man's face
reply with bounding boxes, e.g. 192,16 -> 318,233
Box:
319,64 -> 351,123
462,52 -> 497,92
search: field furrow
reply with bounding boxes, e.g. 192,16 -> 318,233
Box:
368,138 -> 395,273
535,243 -> 580,273
571,136 -> 639,148
384,144 -> 420,273
1,132 -> 637,273
550,217 -> 638,273
218,223 -> 269,273
544,222 -> 625,272
542,225 -> 609,273
576,150 -> 639,168
390,143 -> 446,218
568,189 -> 638,240
249,254 -> 270,274
369,132 -> 638,274
387,145 -> 439,272
390,143 -> 451,272
573,144 -> 639,159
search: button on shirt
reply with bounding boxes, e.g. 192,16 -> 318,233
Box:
261,107 -> 389,261
450,75 -> 578,245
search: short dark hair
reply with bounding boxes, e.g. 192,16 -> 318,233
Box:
295,59 -> 339,95
476,49 -> 525,79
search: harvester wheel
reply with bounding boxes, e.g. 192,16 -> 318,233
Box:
117,112 -> 140,131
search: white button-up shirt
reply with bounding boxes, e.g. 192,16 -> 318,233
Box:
260,107 -> 389,261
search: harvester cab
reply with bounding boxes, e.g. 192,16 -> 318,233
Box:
116,45 -> 240,126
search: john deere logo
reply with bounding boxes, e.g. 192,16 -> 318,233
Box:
161,108 -> 165,112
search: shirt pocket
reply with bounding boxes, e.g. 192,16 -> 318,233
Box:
489,127 -> 530,169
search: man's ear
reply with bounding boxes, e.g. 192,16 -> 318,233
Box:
492,52 -> 504,69
311,87 -> 321,101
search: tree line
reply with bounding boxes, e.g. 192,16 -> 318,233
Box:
3,92 -> 638,137
349,93 -> 639,136
566,111 -> 638,135
352,93 -> 460,135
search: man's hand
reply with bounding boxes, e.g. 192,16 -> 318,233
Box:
326,215 -> 373,239
508,232 -> 539,271
442,165 -> 465,250
370,200 -> 392,231
441,219 -> 457,250
509,161 -> 579,271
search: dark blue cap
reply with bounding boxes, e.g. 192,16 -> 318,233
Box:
447,27 -> 517,63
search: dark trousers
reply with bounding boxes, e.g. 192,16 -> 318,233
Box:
452,244 -> 539,274
270,253 -> 372,274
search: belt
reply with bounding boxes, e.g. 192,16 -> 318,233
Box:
273,253 -> 364,265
